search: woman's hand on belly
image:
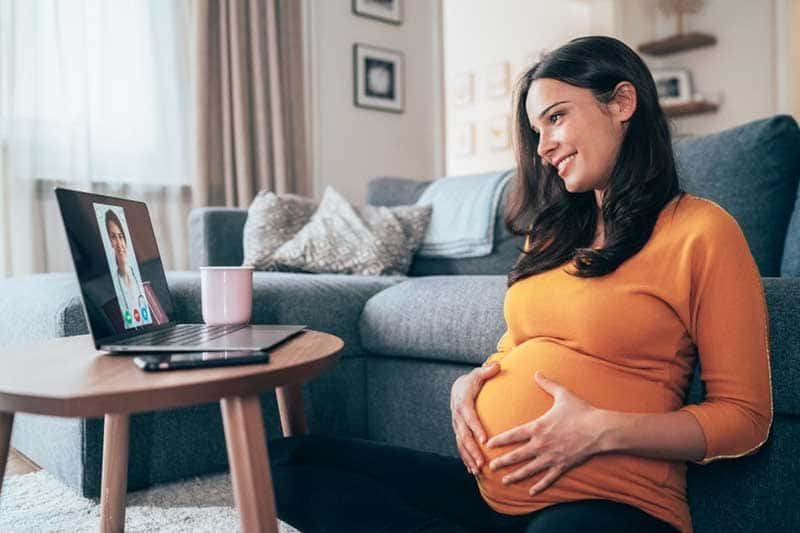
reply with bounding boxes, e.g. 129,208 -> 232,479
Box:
485,371 -> 608,496
450,362 -> 502,475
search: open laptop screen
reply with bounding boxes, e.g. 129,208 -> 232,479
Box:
55,188 -> 174,343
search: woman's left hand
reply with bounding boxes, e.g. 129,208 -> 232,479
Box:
486,371 -> 608,496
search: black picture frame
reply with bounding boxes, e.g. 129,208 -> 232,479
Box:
353,43 -> 405,114
352,0 -> 403,25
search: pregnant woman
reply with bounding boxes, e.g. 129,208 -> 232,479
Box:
268,36 -> 772,533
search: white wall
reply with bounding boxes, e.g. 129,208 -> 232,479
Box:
442,0 -> 615,175
617,0 -> 779,136
305,0 -> 444,204
786,0 -> 800,118
442,0 -> 788,176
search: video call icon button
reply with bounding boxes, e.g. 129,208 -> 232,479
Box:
141,306 -> 149,321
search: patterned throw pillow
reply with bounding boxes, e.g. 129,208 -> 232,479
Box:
242,191 -> 318,270
270,187 -> 432,275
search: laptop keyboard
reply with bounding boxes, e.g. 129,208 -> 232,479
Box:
119,324 -> 247,346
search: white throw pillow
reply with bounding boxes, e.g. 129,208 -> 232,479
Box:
242,191 -> 318,270
270,187 -> 432,275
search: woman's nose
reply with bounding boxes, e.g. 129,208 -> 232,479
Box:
537,131 -> 557,160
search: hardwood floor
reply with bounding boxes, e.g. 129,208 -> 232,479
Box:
5,447 -> 40,476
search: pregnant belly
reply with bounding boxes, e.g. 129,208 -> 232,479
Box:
474,339 -> 671,513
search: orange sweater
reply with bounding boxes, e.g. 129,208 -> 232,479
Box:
474,194 -> 773,533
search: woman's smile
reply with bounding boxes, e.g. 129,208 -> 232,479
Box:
556,153 -> 577,177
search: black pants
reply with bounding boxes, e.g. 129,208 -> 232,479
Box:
268,435 -> 680,533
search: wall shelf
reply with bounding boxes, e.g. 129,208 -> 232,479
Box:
638,32 -> 717,56
662,101 -> 718,117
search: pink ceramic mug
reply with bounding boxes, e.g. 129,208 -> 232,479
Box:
200,266 -> 254,326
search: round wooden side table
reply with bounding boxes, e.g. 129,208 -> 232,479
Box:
0,330 -> 343,533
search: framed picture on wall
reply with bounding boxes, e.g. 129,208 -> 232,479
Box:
488,115 -> 511,152
486,62 -> 511,99
652,69 -> 693,105
353,44 -> 404,113
453,123 -> 476,157
352,0 -> 403,25
452,72 -> 475,108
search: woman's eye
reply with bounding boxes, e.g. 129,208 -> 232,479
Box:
549,112 -> 563,124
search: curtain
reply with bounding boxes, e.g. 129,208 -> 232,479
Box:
0,0 -> 194,277
193,0 -> 310,208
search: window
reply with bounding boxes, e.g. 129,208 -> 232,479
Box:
0,0 -> 193,186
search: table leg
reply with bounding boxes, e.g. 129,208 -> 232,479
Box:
275,384 -> 308,437
220,395 -> 278,533
0,412 -> 14,496
100,413 -> 130,533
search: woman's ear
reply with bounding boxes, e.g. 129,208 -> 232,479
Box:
611,81 -> 637,123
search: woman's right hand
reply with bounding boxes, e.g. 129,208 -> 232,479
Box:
450,362 -> 501,474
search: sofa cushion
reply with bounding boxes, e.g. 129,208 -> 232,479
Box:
781,180 -> 800,276
367,177 -> 525,275
361,275 -> 800,417
674,115 -> 800,277
360,276 -> 506,365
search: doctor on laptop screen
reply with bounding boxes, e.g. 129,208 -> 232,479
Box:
95,204 -> 153,330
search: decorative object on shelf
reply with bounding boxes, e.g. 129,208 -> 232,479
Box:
453,123 -> 476,157
652,68 -> 693,105
452,72 -> 475,108
352,0 -> 402,25
488,115 -> 511,152
638,0 -> 716,55
661,0 -> 703,36
353,44 -> 404,113
486,62 -> 511,99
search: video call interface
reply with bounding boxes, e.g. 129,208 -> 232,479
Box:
57,190 -> 174,340
95,203 -> 153,330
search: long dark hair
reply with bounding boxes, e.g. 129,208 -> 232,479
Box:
506,36 -> 685,287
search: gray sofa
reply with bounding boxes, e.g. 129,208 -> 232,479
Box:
2,114 -> 799,532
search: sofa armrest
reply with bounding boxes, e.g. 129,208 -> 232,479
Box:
189,207 -> 248,269
0,273 -> 88,347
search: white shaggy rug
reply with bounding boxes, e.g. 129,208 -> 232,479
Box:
0,470 -> 301,532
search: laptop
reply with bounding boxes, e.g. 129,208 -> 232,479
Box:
55,187 -> 306,353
